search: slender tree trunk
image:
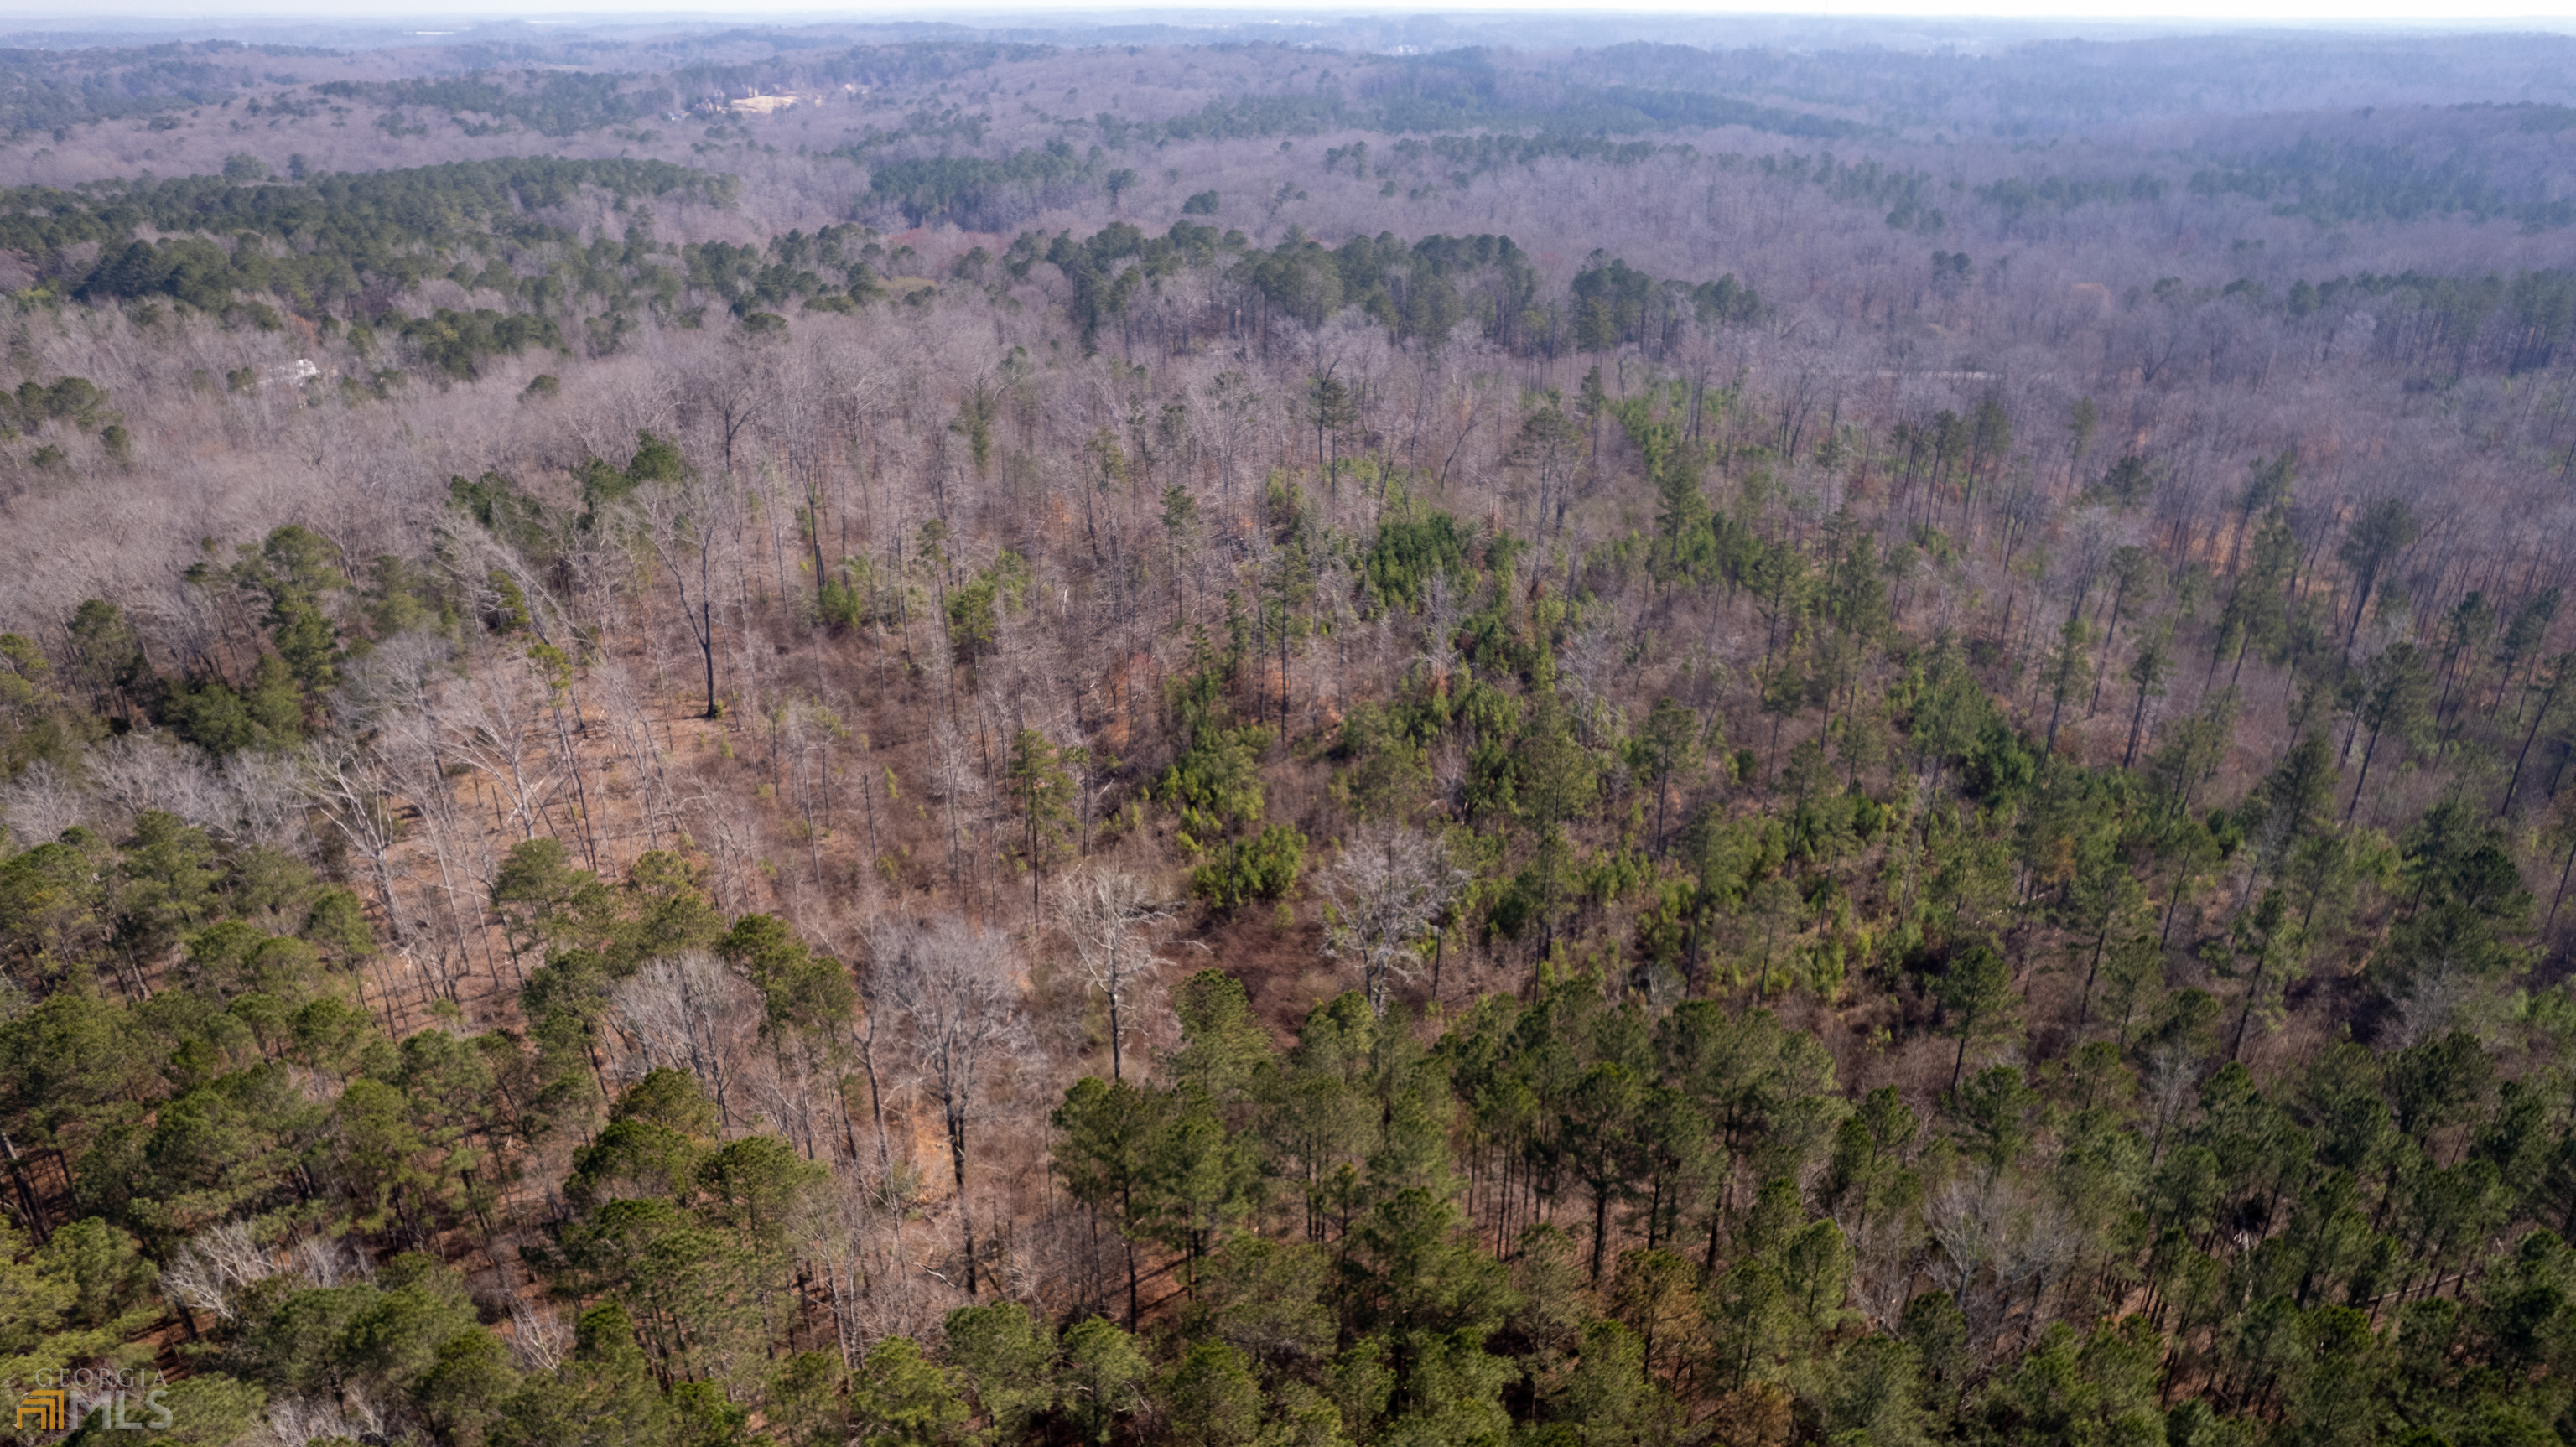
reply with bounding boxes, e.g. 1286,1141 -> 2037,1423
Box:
2345,721 -> 2385,823
2501,672 -> 2561,814
2548,827 -> 2576,932
1591,1186 -> 1611,1284
2076,923 -> 2111,1033
950,1111 -> 977,1297
2126,681 -> 2155,770
700,599 -> 718,718
2231,952 -> 2269,1060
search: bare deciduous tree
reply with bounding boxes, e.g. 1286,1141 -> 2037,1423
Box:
868,915 -> 1030,1298
1057,864 -> 1180,1082
160,1220 -> 278,1325
0,759 -> 86,845
612,951 -> 762,1128
443,652 -> 568,843
85,730 -> 223,828
506,1294 -> 569,1372
630,461 -> 740,721
1319,823 -> 1470,1017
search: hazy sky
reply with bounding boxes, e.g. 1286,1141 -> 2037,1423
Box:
0,0 -> 2568,28
834,0 -> 2570,17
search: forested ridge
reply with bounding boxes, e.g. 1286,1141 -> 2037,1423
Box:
0,17 -> 2573,1447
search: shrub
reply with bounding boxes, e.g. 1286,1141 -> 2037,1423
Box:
1190,824 -> 1306,911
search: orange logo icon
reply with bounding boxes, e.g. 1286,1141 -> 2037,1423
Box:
13,1387 -> 65,1429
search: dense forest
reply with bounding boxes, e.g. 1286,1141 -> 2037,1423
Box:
0,13 -> 2573,1447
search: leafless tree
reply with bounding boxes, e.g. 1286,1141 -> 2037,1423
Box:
590,656 -> 682,856
85,730 -> 224,829
2142,1042 -> 2201,1164
1557,606 -> 1629,745
506,1294 -> 569,1372
160,1219 -> 278,1325
1843,1211 -> 1919,1333
0,760 -> 86,845
630,463 -> 740,720
1320,823 -> 1471,1017
612,951 -> 763,1129
1924,1178 -> 2074,1358
443,652 -> 570,845
291,1234 -> 371,1289
216,749 -> 310,853
1411,574 -> 1467,686
263,1391 -> 390,1447
868,915 -> 1031,1298
1056,864 -> 1181,1082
